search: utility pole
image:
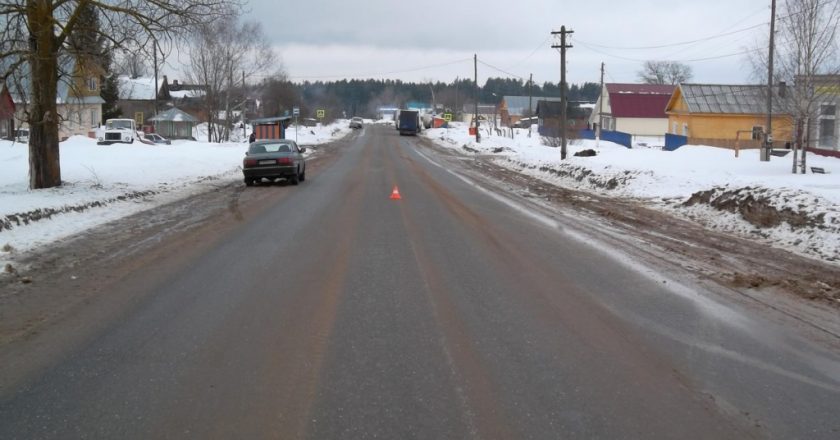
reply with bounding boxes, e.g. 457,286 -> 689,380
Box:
528,73 -> 533,137
597,62 -> 605,139
153,40 -> 159,118
762,0 -> 776,162
474,54 -> 480,143
242,70 -> 246,140
552,26 -> 573,160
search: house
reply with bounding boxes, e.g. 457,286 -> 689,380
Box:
460,104 -> 498,125
148,107 -> 199,140
6,56 -> 105,140
810,75 -> 839,154
664,84 -> 793,149
158,76 -> 208,122
117,75 -> 159,132
499,96 -> 562,127
0,83 -> 15,140
589,83 -> 674,136
536,100 -> 592,137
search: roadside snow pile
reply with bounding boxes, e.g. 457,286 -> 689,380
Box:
0,121 -> 351,255
423,123 -> 840,263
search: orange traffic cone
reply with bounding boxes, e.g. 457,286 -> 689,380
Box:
390,186 -> 402,200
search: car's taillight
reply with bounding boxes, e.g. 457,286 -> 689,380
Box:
278,157 -> 292,165
244,158 -> 257,167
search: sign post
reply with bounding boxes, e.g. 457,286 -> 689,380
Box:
293,107 -> 300,143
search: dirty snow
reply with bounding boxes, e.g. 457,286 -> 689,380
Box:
423,122 -> 840,264
0,121 -> 351,267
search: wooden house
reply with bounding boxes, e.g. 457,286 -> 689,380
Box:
500,96 -> 562,127
664,84 -> 793,149
536,100 -> 592,137
0,83 -> 15,140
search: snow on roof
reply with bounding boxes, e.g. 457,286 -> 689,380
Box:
606,83 -> 675,95
118,76 -> 157,100
148,107 -> 198,123
170,89 -> 205,99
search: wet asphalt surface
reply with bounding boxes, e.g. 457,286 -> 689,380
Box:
1,125 -> 839,439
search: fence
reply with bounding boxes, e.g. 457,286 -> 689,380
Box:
577,129 -> 632,148
664,133 -> 688,151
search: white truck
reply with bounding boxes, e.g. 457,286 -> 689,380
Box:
97,118 -> 139,145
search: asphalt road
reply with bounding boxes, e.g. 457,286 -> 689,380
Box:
1,124 -> 839,439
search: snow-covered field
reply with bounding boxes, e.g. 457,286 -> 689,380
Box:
0,121 -> 351,264
423,122 -> 840,264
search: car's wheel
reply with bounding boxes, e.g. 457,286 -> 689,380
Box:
290,168 -> 300,185
300,166 -> 306,182
245,178 -> 254,187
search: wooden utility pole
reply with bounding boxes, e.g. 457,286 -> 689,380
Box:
474,54 -> 480,143
598,62 -> 605,138
153,41 -> 159,118
528,73 -> 533,118
528,73 -> 533,137
552,26 -> 573,159
763,0 -> 776,162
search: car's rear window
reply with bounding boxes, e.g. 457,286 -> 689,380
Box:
250,143 -> 292,154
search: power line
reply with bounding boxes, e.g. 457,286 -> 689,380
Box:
477,59 -> 526,81
504,34 -> 552,70
577,22 -> 768,51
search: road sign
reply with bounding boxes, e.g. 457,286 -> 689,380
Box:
316,109 -> 325,119
293,107 -> 300,116
443,113 -> 452,122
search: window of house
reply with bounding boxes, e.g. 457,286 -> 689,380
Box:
818,103 -> 836,148
672,122 -> 678,134
752,126 -> 764,140
135,112 -> 144,126
90,109 -> 98,128
682,123 -> 689,137
87,77 -> 98,92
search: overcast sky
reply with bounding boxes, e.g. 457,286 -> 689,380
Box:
244,0 -> 773,86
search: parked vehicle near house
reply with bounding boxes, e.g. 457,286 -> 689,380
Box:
242,139 -> 307,186
15,128 -> 29,143
398,110 -> 421,135
350,117 -> 364,129
97,118 -> 138,145
144,133 -> 171,145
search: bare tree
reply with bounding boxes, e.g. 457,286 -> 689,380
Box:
778,0 -> 840,173
748,0 -> 840,172
0,0 -> 242,189
186,15 -> 277,142
116,50 -> 150,79
637,60 -> 693,85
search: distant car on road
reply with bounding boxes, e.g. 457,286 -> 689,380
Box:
144,133 -> 171,145
242,139 -> 307,186
349,117 -> 364,129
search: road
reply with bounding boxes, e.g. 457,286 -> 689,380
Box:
1,124 -> 839,439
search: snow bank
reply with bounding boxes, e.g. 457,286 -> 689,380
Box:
423,123 -> 840,263
0,120 -> 351,258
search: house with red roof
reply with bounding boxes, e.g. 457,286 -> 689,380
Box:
589,83 -> 674,137
0,82 -> 15,140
